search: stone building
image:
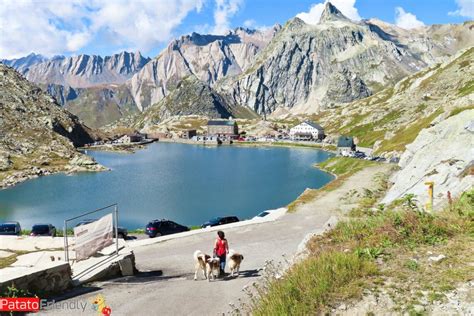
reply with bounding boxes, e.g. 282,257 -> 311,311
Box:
207,120 -> 238,137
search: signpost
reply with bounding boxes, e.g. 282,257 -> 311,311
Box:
424,182 -> 434,212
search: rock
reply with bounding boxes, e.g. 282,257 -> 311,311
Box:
428,254 -> 447,262
0,152 -> 12,171
413,305 -> 425,313
383,110 -> 474,209
0,64 -> 102,188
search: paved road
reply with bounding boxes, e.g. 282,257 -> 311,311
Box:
41,165 -> 389,316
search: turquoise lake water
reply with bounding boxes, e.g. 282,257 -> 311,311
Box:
0,143 -> 334,229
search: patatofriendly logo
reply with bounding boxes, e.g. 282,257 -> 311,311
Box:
91,294 -> 112,315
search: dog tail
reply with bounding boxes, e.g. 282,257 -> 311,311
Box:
194,250 -> 203,261
228,249 -> 235,256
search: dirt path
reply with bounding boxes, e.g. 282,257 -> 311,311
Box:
41,164 -> 392,316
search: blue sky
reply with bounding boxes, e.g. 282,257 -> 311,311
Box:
0,0 -> 472,59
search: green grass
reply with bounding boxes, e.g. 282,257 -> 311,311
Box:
337,110 -> 402,148
253,189 -> 474,314
375,108 -> 444,153
448,105 -> 474,117
458,80 -> 474,97
317,157 -> 378,176
0,250 -> 30,269
253,252 -> 378,315
287,158 -> 380,212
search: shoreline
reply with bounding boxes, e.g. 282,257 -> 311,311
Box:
157,137 -> 338,153
1,139 -> 337,230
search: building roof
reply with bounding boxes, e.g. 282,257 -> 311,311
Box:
337,136 -> 354,148
304,121 -> 324,130
207,120 -> 236,126
291,121 -> 324,130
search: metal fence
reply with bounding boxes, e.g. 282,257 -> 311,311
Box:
63,204 -> 119,263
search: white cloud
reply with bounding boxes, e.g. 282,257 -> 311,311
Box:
296,0 -> 361,25
395,7 -> 425,29
0,0 -> 204,59
212,0 -> 243,34
449,0 -> 474,18
242,19 -> 271,31
243,19 -> 257,28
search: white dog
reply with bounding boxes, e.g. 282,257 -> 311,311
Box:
193,250 -> 220,281
227,249 -> 244,277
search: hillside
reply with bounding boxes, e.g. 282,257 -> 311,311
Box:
0,64 -> 105,188
312,47 -> 473,155
217,3 -> 473,116
127,26 -> 280,112
131,76 -> 257,131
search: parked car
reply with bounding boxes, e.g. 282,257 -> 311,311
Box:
201,216 -> 240,228
30,224 -> 56,237
74,219 -> 128,239
0,221 -> 21,236
255,211 -> 270,218
145,220 -> 189,238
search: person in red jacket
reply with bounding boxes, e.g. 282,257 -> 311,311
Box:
214,230 -> 229,275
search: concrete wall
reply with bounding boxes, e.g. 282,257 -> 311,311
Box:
0,263 -> 72,295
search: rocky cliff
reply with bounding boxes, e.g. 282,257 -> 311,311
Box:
218,2 -> 473,116
382,110 -> 474,209
131,75 -> 257,130
1,53 -> 49,74
43,83 -> 139,128
13,51 -> 150,88
317,47 -> 474,156
127,26 -> 280,111
0,64 -> 105,188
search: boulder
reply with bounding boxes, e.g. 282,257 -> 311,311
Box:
383,110 -> 474,209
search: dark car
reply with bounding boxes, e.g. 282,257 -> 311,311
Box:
0,222 -> 21,236
146,220 -> 189,238
75,219 -> 128,239
30,224 -> 56,237
201,216 -> 240,228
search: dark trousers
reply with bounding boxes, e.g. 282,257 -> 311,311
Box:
218,254 -> 226,272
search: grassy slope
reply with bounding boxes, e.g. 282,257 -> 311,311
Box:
304,48 -> 474,154
287,157 -> 379,212
253,188 -> 474,315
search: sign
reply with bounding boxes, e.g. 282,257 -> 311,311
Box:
0,298 -> 40,312
74,213 -> 113,260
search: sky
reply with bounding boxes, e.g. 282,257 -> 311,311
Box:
0,0 -> 472,59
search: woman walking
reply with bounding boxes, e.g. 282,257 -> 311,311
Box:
214,230 -> 229,275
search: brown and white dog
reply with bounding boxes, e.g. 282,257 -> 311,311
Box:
228,249 -> 244,277
193,250 -> 220,281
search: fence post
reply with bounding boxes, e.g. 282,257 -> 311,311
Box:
64,220 -> 69,263
115,204 -> 119,256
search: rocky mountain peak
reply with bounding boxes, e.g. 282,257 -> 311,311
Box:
319,2 -> 349,23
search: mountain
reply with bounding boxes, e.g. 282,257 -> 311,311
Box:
2,2 -> 472,128
1,51 -> 150,127
316,47 -> 473,155
0,64 -> 104,188
1,53 -> 49,74
18,51 -> 150,88
127,26 -> 281,111
43,83 -> 139,128
217,2 -> 473,116
131,75 -> 257,130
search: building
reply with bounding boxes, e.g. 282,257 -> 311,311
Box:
337,136 -> 356,155
289,121 -> 325,141
116,133 -> 145,144
183,130 -> 197,139
207,119 -> 238,137
148,132 -> 169,140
